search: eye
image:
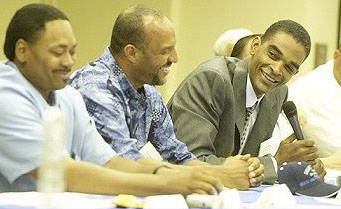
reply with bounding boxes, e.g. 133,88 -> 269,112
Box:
70,49 -> 76,57
51,49 -> 64,57
284,65 -> 297,75
268,49 -> 278,60
160,49 -> 169,55
160,47 -> 173,55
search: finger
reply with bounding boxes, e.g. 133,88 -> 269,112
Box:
251,183 -> 261,187
283,133 -> 296,143
293,142 -> 317,152
313,160 -> 325,176
248,158 -> 260,171
205,177 -> 224,192
234,155 -> 242,159
314,161 -> 326,179
197,171 -> 224,192
319,170 -> 327,180
302,152 -> 319,162
249,164 -> 264,178
292,147 -> 318,161
250,174 -> 264,186
314,166 -> 324,176
309,157 -> 322,166
193,189 -> 209,195
307,160 -> 317,165
192,181 -> 219,195
238,154 -> 251,161
300,139 -> 315,147
206,175 -> 224,192
315,158 -> 323,165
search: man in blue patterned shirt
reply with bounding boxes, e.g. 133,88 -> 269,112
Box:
70,5 -> 263,189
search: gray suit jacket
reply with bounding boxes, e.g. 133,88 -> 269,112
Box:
168,57 -> 288,184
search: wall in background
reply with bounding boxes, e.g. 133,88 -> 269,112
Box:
1,0 -> 339,101
165,0 -> 339,101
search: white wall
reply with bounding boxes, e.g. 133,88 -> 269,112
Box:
164,0 -> 339,101
1,0 -> 339,101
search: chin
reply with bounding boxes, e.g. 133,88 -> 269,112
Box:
160,79 -> 168,85
54,83 -> 68,90
153,81 -> 166,86
151,77 -> 167,86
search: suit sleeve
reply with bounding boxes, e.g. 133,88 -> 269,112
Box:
259,86 -> 289,184
168,68 -> 231,165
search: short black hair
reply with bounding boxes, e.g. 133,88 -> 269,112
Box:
261,20 -> 311,59
231,34 -> 261,59
110,4 -> 165,54
3,3 -> 68,61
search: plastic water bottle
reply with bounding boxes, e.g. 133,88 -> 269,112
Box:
37,106 -> 66,207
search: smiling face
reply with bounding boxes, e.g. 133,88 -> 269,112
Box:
15,19 -> 76,100
249,32 -> 306,96
133,16 -> 178,87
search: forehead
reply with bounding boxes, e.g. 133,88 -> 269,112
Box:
34,19 -> 76,47
262,32 -> 306,64
143,17 -> 175,48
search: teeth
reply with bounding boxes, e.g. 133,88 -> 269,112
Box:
262,70 -> 277,83
159,67 -> 170,74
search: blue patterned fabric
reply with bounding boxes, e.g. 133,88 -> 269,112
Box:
69,48 -> 195,164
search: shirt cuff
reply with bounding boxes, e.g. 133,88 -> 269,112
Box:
270,156 -> 278,174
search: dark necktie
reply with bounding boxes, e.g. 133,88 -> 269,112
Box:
238,102 -> 257,154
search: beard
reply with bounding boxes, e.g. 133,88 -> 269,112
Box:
148,61 -> 172,86
150,74 -> 165,86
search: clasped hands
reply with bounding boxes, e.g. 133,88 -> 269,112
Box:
203,154 -> 264,190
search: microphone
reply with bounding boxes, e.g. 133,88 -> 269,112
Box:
282,101 -> 304,140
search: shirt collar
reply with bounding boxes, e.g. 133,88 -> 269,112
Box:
101,47 -> 148,101
246,73 -> 264,108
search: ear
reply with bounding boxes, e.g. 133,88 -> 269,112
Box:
15,39 -> 29,63
249,36 -> 261,56
123,44 -> 140,63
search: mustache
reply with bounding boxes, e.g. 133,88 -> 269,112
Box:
52,68 -> 71,73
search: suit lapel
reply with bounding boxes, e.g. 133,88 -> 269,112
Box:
233,60 -> 248,135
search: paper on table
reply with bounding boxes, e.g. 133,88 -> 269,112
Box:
145,194 -> 188,209
186,188 -> 242,209
255,184 -> 296,208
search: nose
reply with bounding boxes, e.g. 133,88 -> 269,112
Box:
271,61 -> 283,76
169,48 -> 178,63
61,52 -> 76,68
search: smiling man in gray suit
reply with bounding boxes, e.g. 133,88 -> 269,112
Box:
168,20 -> 325,184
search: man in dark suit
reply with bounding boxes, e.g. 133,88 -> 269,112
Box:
168,20 -> 325,184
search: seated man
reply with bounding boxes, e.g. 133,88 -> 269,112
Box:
264,44 -> 341,171
70,5 -> 263,190
0,3 -> 223,195
168,20 -> 324,184
213,28 -> 253,56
